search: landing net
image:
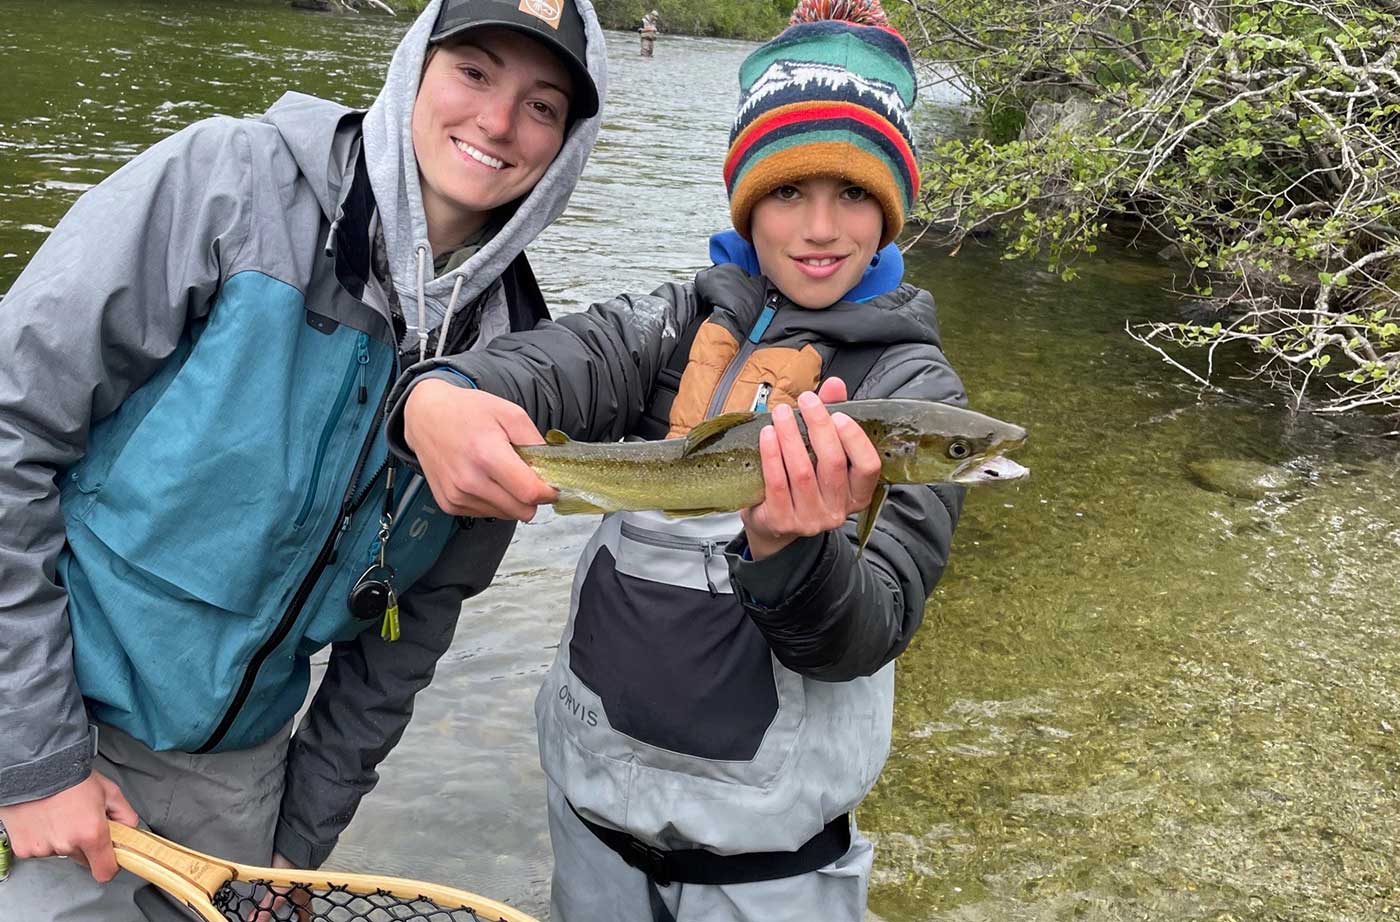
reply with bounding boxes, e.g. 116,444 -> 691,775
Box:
213,880 -> 501,922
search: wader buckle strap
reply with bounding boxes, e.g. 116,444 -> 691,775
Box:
568,801 -> 851,887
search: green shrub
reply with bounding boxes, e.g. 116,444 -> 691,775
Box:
901,0 -> 1400,414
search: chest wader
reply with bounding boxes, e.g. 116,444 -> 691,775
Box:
588,310 -> 889,920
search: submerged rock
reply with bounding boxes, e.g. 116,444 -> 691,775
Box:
1187,458 -> 1304,500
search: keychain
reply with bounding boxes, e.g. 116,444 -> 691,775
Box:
0,819 -> 11,882
346,465 -> 401,642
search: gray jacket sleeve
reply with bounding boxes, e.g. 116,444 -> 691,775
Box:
275,516 -> 517,868
724,342 -> 967,682
385,281 -> 698,456
0,119 -> 251,805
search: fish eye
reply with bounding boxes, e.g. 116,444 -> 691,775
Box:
946,439 -> 972,460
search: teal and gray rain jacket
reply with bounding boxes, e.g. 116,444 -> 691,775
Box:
0,0 -> 606,868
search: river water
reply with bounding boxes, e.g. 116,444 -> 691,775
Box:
1,2 -> 1397,919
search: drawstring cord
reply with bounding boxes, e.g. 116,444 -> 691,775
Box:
414,243 -> 430,365
411,241 -> 471,362
436,274 -> 466,359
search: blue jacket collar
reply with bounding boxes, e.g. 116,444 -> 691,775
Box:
707,229 -> 904,303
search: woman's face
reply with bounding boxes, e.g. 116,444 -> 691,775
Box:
412,26 -> 572,242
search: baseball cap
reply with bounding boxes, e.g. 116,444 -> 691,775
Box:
431,0 -> 599,119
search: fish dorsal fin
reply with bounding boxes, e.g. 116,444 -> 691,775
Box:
545,429 -> 571,446
683,412 -> 755,457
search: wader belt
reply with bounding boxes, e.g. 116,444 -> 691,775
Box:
569,801 -> 850,887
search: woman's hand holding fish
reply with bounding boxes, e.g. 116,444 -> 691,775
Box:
404,379 -> 559,520
741,380 -> 882,560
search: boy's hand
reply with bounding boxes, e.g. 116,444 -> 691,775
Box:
403,379 -> 559,521
0,771 -> 139,882
741,379 -> 881,560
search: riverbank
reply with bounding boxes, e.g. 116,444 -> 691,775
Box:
591,0 -> 785,40
391,0 -> 784,40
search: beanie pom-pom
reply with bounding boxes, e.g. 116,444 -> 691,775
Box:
788,0 -> 889,27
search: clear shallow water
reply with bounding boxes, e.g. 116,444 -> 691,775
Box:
1,2 -> 1396,919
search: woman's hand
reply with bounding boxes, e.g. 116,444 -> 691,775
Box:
403,379 -> 558,520
740,378 -> 882,560
0,771 -> 139,883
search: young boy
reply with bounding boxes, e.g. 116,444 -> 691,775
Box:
392,2 -> 965,918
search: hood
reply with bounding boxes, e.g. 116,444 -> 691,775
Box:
261,92 -> 363,223
707,228 -> 905,303
361,0 -> 607,348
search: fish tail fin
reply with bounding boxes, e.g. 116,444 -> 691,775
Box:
854,482 -> 889,558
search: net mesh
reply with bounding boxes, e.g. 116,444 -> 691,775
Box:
212,880 -> 500,922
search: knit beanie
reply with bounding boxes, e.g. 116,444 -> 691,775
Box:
724,0 -> 919,248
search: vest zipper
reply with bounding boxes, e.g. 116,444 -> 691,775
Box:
295,332 -> 369,529
703,292 -> 779,420
196,343 -> 396,755
355,334 -> 370,404
619,520 -> 729,597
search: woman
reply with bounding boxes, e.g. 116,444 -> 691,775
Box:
0,1 -> 604,918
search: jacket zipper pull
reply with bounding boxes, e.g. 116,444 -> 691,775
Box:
702,542 -> 719,598
749,294 -> 780,345
356,334 -> 370,404
326,513 -> 353,566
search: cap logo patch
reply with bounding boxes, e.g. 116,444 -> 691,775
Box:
518,0 -> 562,29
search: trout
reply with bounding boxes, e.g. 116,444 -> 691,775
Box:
518,399 -> 1028,551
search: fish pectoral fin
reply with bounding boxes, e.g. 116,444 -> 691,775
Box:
854,483 -> 889,559
660,507 -> 726,519
553,495 -> 608,515
544,429 -> 571,446
682,412 -> 756,456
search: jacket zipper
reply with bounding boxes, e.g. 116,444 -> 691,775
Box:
703,292 -> 779,419
196,342 -> 395,754
295,333 -> 370,528
619,520 -> 729,597
328,454 -> 390,567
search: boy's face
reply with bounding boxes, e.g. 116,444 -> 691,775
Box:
412,27 -> 572,238
749,177 -> 884,309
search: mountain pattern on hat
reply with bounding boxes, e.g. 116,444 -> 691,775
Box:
723,0 -> 919,247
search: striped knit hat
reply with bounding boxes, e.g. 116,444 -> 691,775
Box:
724,0 -> 919,248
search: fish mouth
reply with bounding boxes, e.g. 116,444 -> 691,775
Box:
952,454 -> 1030,485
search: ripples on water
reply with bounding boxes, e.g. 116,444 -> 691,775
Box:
1,2 -> 1397,920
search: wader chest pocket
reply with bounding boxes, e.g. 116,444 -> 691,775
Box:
567,513 -> 796,763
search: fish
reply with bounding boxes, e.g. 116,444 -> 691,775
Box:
517,399 -> 1029,552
